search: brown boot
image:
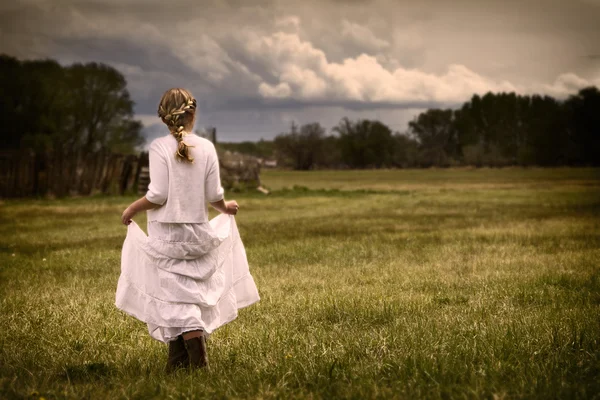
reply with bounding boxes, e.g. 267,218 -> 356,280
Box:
166,335 -> 189,373
185,335 -> 208,369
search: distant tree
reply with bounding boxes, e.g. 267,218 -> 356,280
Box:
0,55 -> 68,152
106,119 -> 145,154
334,118 -> 396,168
0,55 -> 22,149
0,55 -> 143,155
274,122 -> 327,170
454,93 -> 517,166
255,138 -> 276,159
452,92 -> 569,166
408,109 -> 456,167
563,86 -> 600,165
518,95 -> 567,166
320,135 -> 342,168
65,62 -> 142,154
391,133 -> 419,168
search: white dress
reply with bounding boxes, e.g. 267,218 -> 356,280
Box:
115,134 -> 260,343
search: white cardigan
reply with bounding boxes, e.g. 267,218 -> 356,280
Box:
145,134 -> 224,223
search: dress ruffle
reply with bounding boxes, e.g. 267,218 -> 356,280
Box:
115,214 -> 260,342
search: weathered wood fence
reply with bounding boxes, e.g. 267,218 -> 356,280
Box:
0,150 -> 148,198
0,149 -> 263,198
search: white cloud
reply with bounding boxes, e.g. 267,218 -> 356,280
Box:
174,33 -> 233,84
3,0 -> 600,141
247,31 -> 517,106
258,82 -> 291,98
341,20 -> 390,52
275,15 -> 301,32
538,73 -> 600,98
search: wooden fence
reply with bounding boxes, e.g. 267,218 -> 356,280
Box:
0,150 -> 148,198
0,147 -> 264,198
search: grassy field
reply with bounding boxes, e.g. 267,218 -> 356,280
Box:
1,168 -> 599,399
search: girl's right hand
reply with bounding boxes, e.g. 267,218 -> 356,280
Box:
121,206 -> 136,225
225,200 -> 239,215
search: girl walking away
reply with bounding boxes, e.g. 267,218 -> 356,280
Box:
116,88 -> 260,371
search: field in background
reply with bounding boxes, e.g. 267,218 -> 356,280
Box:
260,167 -> 600,191
1,168 -> 599,399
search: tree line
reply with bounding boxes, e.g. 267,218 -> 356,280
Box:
0,54 -> 143,155
266,87 -> 600,169
3,54 -> 597,170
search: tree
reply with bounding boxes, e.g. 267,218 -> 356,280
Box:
334,118 -> 396,168
518,95 -> 567,166
408,109 -> 456,167
274,122 -> 327,170
65,62 -> 142,154
452,92 -> 571,166
563,87 -> 600,165
0,55 -> 69,152
0,55 -> 143,155
391,133 -> 419,168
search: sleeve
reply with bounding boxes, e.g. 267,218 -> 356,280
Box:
145,141 -> 169,205
205,143 -> 225,203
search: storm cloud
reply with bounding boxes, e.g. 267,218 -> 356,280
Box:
1,0 -> 599,141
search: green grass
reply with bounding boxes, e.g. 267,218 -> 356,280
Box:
1,168 -> 599,399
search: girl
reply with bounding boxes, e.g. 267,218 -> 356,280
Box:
116,88 -> 260,371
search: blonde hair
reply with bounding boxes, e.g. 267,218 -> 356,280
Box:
157,88 -> 197,163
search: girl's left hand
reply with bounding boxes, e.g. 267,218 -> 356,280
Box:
224,200 -> 239,215
121,207 -> 136,225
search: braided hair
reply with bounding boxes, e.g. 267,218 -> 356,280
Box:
157,88 -> 197,163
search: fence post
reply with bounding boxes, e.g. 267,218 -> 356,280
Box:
137,166 -> 150,195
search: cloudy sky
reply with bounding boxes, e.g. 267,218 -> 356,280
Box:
1,0 -> 599,143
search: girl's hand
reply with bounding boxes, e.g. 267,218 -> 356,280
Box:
225,200 -> 239,215
121,197 -> 159,226
121,207 -> 136,225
